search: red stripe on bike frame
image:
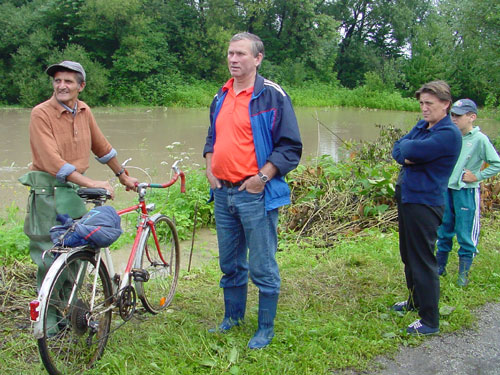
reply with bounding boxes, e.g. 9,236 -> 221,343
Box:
84,226 -> 101,240
124,225 -> 144,273
117,204 -> 141,216
116,201 -> 149,274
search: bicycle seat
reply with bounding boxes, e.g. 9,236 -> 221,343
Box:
77,188 -> 111,201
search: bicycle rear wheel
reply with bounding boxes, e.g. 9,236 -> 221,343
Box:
137,214 -> 180,314
38,250 -> 113,375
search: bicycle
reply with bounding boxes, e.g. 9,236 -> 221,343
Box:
29,161 -> 186,375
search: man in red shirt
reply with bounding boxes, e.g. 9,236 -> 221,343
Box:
204,33 -> 302,349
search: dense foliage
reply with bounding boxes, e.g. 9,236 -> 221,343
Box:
0,0 -> 498,108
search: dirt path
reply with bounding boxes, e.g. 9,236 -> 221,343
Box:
373,302 -> 500,375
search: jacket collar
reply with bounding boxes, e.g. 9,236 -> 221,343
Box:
48,94 -> 88,119
220,74 -> 265,97
416,114 -> 453,132
464,126 -> 480,137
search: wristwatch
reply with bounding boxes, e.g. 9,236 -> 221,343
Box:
258,171 -> 269,183
115,168 -> 126,177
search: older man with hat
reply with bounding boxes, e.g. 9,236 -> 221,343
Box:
435,98 -> 500,286
19,61 -> 137,317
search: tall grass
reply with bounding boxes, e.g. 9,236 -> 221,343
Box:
0,203 -> 29,261
106,80 -> 422,112
285,84 -> 419,111
3,213 -> 499,374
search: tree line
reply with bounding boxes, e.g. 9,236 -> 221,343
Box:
0,0 -> 498,108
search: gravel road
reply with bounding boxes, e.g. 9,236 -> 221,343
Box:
374,302 -> 500,375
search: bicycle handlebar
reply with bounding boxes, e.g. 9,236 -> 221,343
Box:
134,160 -> 186,197
140,170 -> 186,193
78,161 -> 186,204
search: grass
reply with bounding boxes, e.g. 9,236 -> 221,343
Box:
2,212 -> 499,374
285,84 -> 419,112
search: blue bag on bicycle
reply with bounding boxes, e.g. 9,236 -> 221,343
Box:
50,206 -> 122,248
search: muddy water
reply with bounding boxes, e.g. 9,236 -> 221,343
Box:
1,106 -> 499,212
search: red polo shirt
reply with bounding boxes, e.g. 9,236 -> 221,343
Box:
211,79 -> 259,182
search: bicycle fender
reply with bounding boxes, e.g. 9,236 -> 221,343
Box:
32,249 -> 91,339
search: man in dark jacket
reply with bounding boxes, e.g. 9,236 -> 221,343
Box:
391,80 -> 462,335
203,32 -> 302,349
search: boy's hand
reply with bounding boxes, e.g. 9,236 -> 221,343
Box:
462,169 -> 478,183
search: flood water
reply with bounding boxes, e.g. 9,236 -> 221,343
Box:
1,106 -> 499,212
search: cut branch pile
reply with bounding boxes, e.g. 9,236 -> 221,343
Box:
282,167 -> 500,248
281,166 -> 398,247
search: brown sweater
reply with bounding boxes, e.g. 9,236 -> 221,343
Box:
29,95 -> 113,177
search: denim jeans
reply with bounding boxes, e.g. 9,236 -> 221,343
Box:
214,186 -> 280,295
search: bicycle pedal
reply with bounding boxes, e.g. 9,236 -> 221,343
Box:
131,268 -> 150,282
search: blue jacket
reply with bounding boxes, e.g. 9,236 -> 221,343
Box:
203,74 -> 302,210
50,206 -> 122,248
392,115 -> 461,206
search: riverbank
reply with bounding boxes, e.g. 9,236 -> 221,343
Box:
2,90 -> 498,122
1,82 -> 419,111
1,213 -> 499,374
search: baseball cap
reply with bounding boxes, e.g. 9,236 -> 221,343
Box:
46,61 -> 86,81
451,99 -> 477,115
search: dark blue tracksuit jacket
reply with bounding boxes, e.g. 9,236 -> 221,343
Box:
392,115 -> 462,206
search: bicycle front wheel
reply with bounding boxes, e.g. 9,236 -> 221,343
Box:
38,250 -> 113,375
137,215 -> 180,314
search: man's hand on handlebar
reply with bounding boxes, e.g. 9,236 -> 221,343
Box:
119,173 -> 138,191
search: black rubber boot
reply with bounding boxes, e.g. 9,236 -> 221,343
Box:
436,251 -> 449,276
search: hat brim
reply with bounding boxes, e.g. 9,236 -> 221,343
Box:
45,64 -> 81,77
450,107 -> 470,115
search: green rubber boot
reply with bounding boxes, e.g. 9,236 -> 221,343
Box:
457,256 -> 473,287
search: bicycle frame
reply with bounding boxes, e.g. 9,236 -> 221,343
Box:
30,162 -> 185,339
113,165 -> 185,292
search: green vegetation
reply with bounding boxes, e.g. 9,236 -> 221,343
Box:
0,0 -> 498,110
2,214 -> 500,374
0,203 -> 29,261
286,84 -> 419,111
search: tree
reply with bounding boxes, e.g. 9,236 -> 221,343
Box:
323,0 -> 432,88
401,10 -> 457,96
438,0 -> 500,105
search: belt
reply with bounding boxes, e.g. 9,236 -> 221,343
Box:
219,178 -> 249,188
